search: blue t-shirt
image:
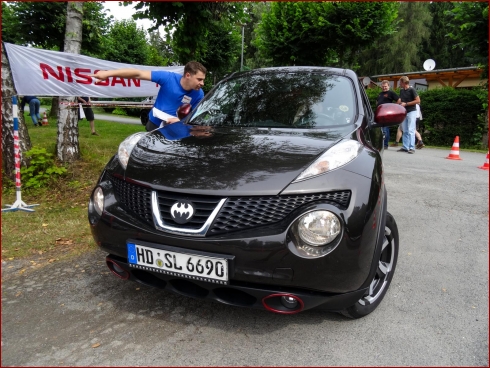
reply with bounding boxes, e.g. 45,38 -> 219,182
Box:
148,71 -> 204,126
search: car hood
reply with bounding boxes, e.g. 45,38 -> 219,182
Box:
125,123 -> 354,196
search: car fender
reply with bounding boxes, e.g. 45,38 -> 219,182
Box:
358,184 -> 388,289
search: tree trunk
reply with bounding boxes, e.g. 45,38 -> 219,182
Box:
49,97 -> 59,118
1,43 -> 32,182
56,2 -> 83,163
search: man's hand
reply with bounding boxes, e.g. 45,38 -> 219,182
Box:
166,117 -> 180,124
89,71 -> 110,83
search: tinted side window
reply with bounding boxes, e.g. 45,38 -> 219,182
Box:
358,80 -> 373,122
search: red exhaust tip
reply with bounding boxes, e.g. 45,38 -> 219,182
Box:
106,258 -> 130,280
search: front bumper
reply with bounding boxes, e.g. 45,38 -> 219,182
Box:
105,253 -> 368,314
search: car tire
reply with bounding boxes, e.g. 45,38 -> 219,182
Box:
140,109 -> 150,126
340,211 -> 399,319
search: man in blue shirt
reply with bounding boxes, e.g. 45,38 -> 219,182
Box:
90,61 -> 206,131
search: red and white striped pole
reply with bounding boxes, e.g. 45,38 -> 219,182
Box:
2,96 -> 39,212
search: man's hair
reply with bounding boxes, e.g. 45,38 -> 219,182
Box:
184,61 -> 207,76
399,76 -> 410,84
381,80 -> 390,86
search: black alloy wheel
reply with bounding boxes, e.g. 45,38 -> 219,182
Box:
340,211 -> 399,319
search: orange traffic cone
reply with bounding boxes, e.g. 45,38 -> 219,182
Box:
41,111 -> 49,126
478,151 -> 489,170
446,136 -> 462,160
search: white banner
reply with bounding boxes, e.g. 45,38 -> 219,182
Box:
4,42 -> 184,98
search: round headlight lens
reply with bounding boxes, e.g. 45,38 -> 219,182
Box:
93,187 -> 104,215
297,211 -> 340,246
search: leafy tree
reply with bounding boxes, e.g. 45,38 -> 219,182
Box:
255,2 -> 398,68
147,31 -> 177,66
446,2 -> 488,78
130,1 -> 247,84
357,2 -> 432,75
102,19 -> 151,65
1,1 -> 111,55
1,1 -> 112,118
419,2 -> 466,70
244,1 -> 273,70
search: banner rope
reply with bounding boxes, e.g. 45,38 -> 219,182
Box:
61,102 -> 154,108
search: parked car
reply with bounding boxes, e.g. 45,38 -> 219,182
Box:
88,67 -> 406,317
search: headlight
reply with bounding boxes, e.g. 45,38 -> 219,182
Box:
298,211 -> 340,246
118,132 -> 146,169
289,210 -> 342,258
93,187 -> 104,215
293,140 -> 362,182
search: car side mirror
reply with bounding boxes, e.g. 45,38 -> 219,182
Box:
177,103 -> 192,120
371,103 -> 406,128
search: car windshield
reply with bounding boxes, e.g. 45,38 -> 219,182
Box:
189,71 -> 356,129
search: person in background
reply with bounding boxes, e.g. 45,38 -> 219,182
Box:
390,104 -> 424,149
415,103 -> 425,149
376,80 -> 400,149
397,76 -> 420,154
89,61 -> 206,132
77,96 -> 98,136
20,96 -> 41,127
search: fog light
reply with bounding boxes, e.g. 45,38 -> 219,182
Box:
281,296 -> 299,309
93,187 -> 104,215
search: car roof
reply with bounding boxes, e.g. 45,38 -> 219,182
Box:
225,66 -> 358,80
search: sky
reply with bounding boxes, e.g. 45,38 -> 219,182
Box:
103,1 -> 165,37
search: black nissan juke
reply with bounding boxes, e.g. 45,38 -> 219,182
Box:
88,67 -> 406,317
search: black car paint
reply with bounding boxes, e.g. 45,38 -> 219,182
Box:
89,67 -> 404,314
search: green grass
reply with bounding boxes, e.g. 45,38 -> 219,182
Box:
1,111 -> 143,261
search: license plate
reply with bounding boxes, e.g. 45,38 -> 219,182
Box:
127,242 -> 228,284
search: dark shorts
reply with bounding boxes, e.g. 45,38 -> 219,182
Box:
416,118 -> 420,130
146,120 -> 160,132
79,106 -> 94,121
83,107 -> 94,121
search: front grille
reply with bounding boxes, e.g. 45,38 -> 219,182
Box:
110,175 -> 350,235
208,191 -> 351,234
111,176 -> 152,223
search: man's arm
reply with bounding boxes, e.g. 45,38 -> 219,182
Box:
400,95 -> 420,108
391,91 -> 400,102
89,69 -> 151,82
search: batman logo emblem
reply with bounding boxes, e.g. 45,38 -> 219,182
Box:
170,201 -> 195,224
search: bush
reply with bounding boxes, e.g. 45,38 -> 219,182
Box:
420,88 -> 485,148
20,147 -> 67,189
39,97 -> 52,106
112,107 -> 128,116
